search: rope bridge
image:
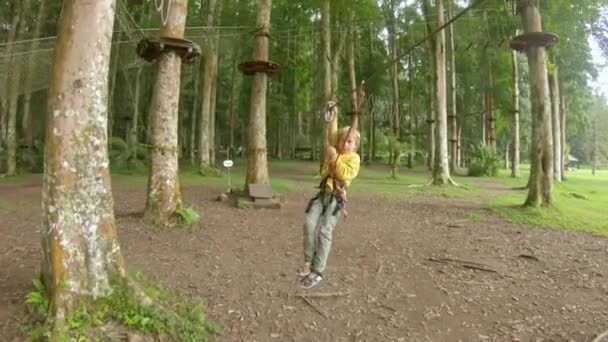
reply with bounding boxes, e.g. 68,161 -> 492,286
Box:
0,2 -> 245,97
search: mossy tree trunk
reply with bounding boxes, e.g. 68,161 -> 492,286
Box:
245,0 -> 272,188
519,0 -> 553,207
145,0 -> 189,224
42,0 -> 126,332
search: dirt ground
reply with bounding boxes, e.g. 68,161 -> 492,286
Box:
1,164 -> 608,342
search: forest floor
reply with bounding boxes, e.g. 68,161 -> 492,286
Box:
1,162 -> 608,342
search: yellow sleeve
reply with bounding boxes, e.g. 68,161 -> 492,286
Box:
334,153 -> 360,187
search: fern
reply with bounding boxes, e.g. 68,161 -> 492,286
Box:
25,278 -> 49,316
174,206 -> 200,225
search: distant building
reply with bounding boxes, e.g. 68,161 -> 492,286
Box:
567,154 -> 580,170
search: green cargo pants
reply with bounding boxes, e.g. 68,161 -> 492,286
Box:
303,190 -> 343,276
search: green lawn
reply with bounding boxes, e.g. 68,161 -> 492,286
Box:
491,168 -> 608,236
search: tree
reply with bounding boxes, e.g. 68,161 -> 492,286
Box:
424,0 -> 453,185
145,0 -> 189,225
511,44 -> 521,178
382,0 -> 401,177
245,0 -> 272,187
42,0 -> 127,331
518,0 -> 553,207
549,53 -> 562,181
197,0 -> 217,172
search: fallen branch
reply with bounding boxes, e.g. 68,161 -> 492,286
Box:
517,254 -> 539,261
298,296 -> 329,318
428,257 -> 498,273
297,291 -> 350,298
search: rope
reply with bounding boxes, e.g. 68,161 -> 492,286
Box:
363,0 -> 488,84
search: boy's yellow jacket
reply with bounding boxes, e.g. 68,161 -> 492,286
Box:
320,127 -> 360,189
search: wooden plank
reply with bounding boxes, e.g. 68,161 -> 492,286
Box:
248,183 -> 273,199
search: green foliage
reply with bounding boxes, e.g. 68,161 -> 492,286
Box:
174,206 -> 200,226
109,137 -> 148,173
467,144 -> 502,177
23,274 -> 218,342
25,278 -> 49,318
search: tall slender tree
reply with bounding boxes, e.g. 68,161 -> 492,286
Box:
245,0 -> 272,187
198,0 -> 217,172
518,0 -> 554,207
145,0 -> 189,224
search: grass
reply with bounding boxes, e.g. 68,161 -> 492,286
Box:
491,167 -> 608,236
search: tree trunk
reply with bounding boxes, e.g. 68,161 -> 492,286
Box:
429,0 -> 451,185
511,47 -> 521,177
519,0 -> 553,207
145,0 -> 188,224
108,32 -> 122,140
369,97 -> 376,161
559,76 -> 566,179
42,0 -> 126,331
592,115 -> 597,176
245,0 -> 272,188
549,55 -> 562,181
5,0 -> 31,176
209,0 -> 223,166
0,2 -> 21,170
128,67 -> 143,148
22,0 -> 48,149
321,0 -> 335,149
408,52 -> 415,169
197,0 -> 217,170
190,59 -> 200,164
448,0 -> 458,172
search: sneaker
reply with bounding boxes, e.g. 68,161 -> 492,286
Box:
299,273 -> 323,289
296,262 -> 311,277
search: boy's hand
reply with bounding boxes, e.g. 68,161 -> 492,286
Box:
325,145 -> 337,160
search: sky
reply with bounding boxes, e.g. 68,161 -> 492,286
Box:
589,35 -> 608,98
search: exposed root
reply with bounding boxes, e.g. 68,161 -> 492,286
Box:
593,329 -> 608,342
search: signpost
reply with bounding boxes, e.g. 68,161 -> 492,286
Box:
223,159 -> 233,192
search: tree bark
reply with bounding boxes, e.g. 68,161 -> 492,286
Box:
0,2 -> 21,170
145,0 -> 188,224
511,47 -> 521,177
426,0 -> 451,185
549,55 -> 562,181
42,0 -> 126,330
385,0 -> 400,176
519,0 -> 553,207
5,0 -> 31,176
197,0 -> 217,170
128,67 -> 143,148
448,0 -> 458,172
559,75 -> 566,179
245,0 -> 272,188
22,0 -> 48,149
190,59 -> 200,164
321,0 -> 335,149
209,0 -> 223,166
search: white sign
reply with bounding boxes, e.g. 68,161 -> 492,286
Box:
223,160 -> 234,168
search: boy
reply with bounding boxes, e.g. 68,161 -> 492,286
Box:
297,102 -> 361,289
